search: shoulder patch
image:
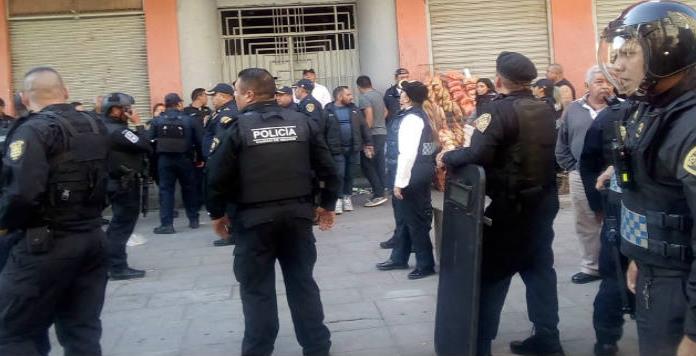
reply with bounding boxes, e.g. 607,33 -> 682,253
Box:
684,146 -> 696,176
220,116 -> 233,125
475,113 -> 492,133
209,137 -> 220,154
122,129 -> 139,143
8,140 -> 24,161
306,103 -> 315,113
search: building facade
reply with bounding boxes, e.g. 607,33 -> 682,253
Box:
1,0 -> 694,116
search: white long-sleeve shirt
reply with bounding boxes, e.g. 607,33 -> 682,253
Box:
394,112 -> 424,188
312,83 -> 333,108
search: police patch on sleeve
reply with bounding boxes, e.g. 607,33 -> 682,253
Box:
210,137 -> 220,154
683,146 -> 696,176
475,113 -> 492,133
220,116 -> 232,125
122,129 -> 140,143
306,103 -> 315,113
8,140 -> 24,161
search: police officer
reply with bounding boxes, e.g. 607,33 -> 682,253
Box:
384,68 -> 410,124
203,83 -> 238,160
150,93 -> 203,234
0,67 -> 109,355
206,68 -> 339,356
276,86 -> 298,110
439,52 -> 562,356
597,2 -> 696,355
102,93 -> 153,280
184,88 -> 211,213
375,81 -> 436,279
294,79 -> 323,121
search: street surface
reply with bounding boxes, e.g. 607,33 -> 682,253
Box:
49,193 -> 638,356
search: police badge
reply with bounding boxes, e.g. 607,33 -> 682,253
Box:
475,113 -> 491,133
306,103 -> 315,113
684,146 -> 696,176
8,140 -> 24,161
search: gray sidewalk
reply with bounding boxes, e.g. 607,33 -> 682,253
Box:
49,193 -> 638,356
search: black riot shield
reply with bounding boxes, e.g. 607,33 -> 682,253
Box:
434,164 -> 486,356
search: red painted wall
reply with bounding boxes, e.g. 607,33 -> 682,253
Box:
0,0 -> 13,115
143,0 -> 182,106
549,0 -> 597,95
395,0 -> 431,81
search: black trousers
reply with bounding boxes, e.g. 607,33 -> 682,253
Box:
634,264 -> 687,356
193,165 -> 206,211
233,214 -> 330,356
592,200 -> 633,346
0,228 -> 108,356
389,181 -> 434,270
157,154 -> 198,226
477,191 -> 560,356
360,134 -> 386,198
106,183 -> 140,270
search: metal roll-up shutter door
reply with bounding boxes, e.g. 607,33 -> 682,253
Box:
595,0 -> 696,33
429,0 -> 551,79
10,14 -> 151,116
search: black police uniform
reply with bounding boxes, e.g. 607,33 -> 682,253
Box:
579,99 -> 636,352
615,92 -> 696,356
149,108 -> 203,229
206,100 -> 339,356
203,100 -> 238,160
384,85 -> 401,123
298,94 -> 323,122
184,105 -> 211,210
385,106 -> 436,272
0,104 -> 109,355
443,88 -> 560,355
103,115 -> 153,273
595,3 -> 696,355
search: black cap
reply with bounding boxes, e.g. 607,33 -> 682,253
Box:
293,79 -> 315,92
302,68 -> 316,75
401,81 -> 428,105
206,83 -> 235,95
395,68 -> 409,76
496,51 -> 537,83
164,93 -> 183,106
276,86 -> 293,95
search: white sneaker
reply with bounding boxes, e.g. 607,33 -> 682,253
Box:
343,196 -> 354,211
335,199 -> 343,215
126,233 -> 148,247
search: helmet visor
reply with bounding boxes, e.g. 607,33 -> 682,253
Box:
598,27 -> 647,96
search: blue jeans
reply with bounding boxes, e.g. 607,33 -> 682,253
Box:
157,154 -> 199,226
333,151 -> 358,198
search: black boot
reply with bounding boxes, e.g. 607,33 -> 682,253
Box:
110,267 -> 146,281
189,218 -> 200,229
379,237 -> 396,249
153,225 -> 176,234
594,343 -> 618,356
510,333 -> 564,356
213,234 -> 235,247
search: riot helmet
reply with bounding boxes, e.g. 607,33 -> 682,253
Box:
598,0 -> 696,98
102,92 -> 135,117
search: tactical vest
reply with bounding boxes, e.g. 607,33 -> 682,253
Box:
43,110 -> 109,226
156,113 -> 188,153
385,106 -> 436,186
619,96 -> 696,270
493,97 -> 557,197
236,109 -> 313,204
104,118 -> 145,179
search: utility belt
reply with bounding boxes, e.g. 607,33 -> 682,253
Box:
238,195 -> 313,210
621,203 -> 692,263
